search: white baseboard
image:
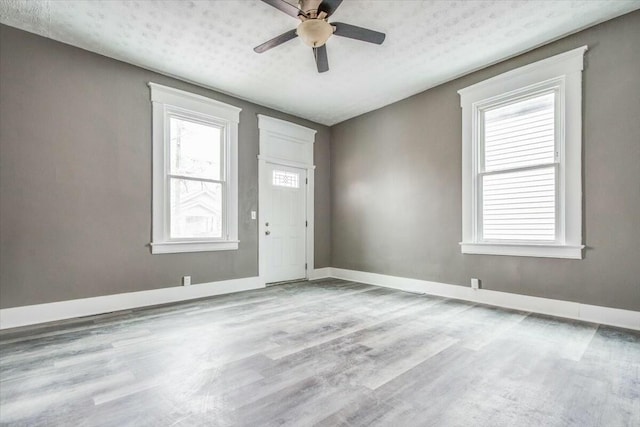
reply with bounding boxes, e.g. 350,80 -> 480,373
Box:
309,267 -> 332,280
3,269 -> 637,331
0,276 -> 264,330
329,268 -> 640,331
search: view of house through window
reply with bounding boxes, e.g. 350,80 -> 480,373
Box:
168,116 -> 224,239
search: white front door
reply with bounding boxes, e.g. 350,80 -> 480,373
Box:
263,163 -> 307,283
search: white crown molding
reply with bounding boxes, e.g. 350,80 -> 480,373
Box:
0,277 -> 263,330
324,268 -> 640,331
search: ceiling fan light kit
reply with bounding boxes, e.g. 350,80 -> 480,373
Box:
255,0 -> 386,73
297,19 -> 334,47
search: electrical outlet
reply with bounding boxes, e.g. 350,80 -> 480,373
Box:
471,278 -> 480,290
182,276 -> 191,286
251,210 -> 257,220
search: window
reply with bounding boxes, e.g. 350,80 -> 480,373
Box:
149,83 -> 241,254
458,46 -> 587,259
482,92 -> 557,242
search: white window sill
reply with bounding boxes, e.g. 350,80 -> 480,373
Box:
151,240 -> 239,254
460,242 -> 584,259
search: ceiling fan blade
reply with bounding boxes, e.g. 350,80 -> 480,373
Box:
254,29 -> 298,53
318,0 -> 343,17
259,0 -> 307,19
313,45 -> 329,73
332,22 -> 386,45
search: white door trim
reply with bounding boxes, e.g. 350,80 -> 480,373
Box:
257,115 -> 316,286
257,154 -> 316,171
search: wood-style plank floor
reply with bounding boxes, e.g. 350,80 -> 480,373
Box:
1,279 -> 638,426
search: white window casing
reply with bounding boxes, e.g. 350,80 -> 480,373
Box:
458,46 -> 587,259
149,83 -> 241,254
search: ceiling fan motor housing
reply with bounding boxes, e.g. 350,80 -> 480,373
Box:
297,19 -> 334,47
298,0 -> 324,17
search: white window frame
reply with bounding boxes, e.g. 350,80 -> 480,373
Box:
149,83 -> 241,254
458,46 -> 587,259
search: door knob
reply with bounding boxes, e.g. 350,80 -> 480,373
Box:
265,230 -> 271,235
265,222 -> 269,226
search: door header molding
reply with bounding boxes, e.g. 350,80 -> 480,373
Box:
258,115 -> 316,167
257,114 -> 317,143
257,154 -> 316,170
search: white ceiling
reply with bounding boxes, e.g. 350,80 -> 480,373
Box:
1,1 -> 638,126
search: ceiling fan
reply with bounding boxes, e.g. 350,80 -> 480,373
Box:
254,0 -> 386,73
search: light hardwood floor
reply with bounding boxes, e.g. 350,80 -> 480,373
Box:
0,279 -> 638,426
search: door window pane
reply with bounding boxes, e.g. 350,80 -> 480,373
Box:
272,170 -> 299,188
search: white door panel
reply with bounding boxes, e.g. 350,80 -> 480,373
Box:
264,164 -> 306,283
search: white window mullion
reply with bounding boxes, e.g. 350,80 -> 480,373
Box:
473,107 -> 484,242
480,161 -> 558,177
554,84 -> 564,244
167,174 -> 224,185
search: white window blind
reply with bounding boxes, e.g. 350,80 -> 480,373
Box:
480,93 -> 557,242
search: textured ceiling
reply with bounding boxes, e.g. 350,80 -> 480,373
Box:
1,0 -> 638,125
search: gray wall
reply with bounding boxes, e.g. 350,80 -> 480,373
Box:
2,12 -> 639,312
331,11 -> 640,311
0,25 -> 331,308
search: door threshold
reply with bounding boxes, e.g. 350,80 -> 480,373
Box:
266,278 -> 307,287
